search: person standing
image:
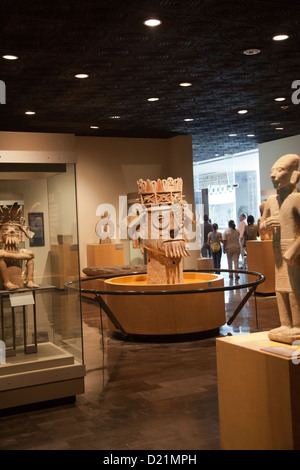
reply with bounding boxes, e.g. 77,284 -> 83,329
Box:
201,214 -> 213,257
208,223 -> 223,271
238,213 -> 247,241
223,220 -> 241,279
244,215 -> 259,241
238,212 -> 247,266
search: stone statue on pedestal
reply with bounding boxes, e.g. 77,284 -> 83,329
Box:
259,154 -> 300,344
131,177 -> 193,285
0,202 -> 39,291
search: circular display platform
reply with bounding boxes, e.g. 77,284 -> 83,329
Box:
104,272 -> 225,336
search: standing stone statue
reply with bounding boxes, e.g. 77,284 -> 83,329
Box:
259,154 -> 300,344
131,177 -> 193,284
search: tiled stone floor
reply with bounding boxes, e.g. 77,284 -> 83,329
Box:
0,273 -> 280,450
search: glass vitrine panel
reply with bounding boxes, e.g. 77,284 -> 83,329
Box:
0,163 -> 83,369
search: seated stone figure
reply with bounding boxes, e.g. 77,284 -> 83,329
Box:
0,202 -> 38,291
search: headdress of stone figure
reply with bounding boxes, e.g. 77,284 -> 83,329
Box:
0,202 -> 35,242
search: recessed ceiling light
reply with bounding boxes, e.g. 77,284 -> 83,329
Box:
180,82 -> 192,87
184,118 -> 194,122
90,126 -> 99,129
229,134 -> 237,137
275,97 -> 286,101
75,73 -> 89,79
247,134 -> 255,137
238,109 -> 248,114
144,19 -> 161,27
25,111 -> 35,115
2,54 -> 19,60
110,115 -> 120,119
148,97 -> 159,102
273,34 -> 289,41
276,127 -> 284,130
243,49 -> 260,55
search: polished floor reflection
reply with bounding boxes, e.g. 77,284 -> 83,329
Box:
0,273 -> 280,450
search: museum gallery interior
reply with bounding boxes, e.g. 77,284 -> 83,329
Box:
0,0 -> 300,452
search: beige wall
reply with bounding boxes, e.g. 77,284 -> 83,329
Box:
0,131 -> 75,153
259,134 -> 300,191
0,131 -> 197,277
75,135 -> 197,270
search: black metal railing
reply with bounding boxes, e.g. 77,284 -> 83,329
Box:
66,269 -> 265,338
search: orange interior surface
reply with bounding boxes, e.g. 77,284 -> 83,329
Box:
106,272 -> 219,286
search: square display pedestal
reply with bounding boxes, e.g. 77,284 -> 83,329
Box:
216,331 -> 300,450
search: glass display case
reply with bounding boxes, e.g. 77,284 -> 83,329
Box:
0,162 -> 85,411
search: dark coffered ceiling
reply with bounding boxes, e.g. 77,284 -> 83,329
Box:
0,0 -> 300,162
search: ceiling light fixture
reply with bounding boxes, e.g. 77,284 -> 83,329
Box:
184,118 -> 194,122
75,73 -> 89,79
247,134 -> 255,137
90,126 -> 99,129
276,127 -> 284,130
144,19 -> 161,27
2,54 -> 19,60
180,82 -> 192,87
273,34 -> 289,41
110,115 -> 120,119
238,109 -> 248,114
25,111 -> 35,115
243,49 -> 260,55
275,97 -> 286,101
148,97 -> 159,102
229,134 -> 237,137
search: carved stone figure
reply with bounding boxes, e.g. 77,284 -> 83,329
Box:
259,201 -> 272,240
258,154 -> 300,344
0,202 -> 38,290
132,177 -> 193,284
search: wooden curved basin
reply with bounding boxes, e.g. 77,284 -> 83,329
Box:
104,272 -> 225,336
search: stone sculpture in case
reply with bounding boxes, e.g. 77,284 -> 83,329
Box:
0,202 -> 39,290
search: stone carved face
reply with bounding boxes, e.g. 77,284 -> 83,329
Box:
147,205 -> 184,241
270,154 -> 300,190
270,163 -> 292,190
0,223 -> 21,250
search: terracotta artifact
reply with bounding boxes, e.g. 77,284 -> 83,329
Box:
0,202 -> 39,290
132,177 -> 193,284
259,154 -> 300,344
